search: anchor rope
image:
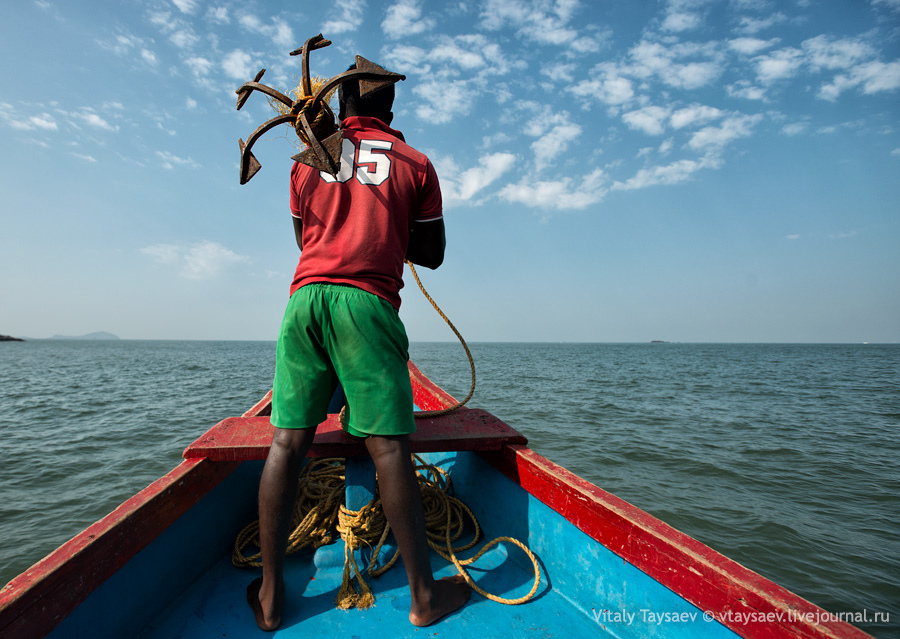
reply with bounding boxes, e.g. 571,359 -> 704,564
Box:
232,455 -> 541,609
405,261 -> 476,418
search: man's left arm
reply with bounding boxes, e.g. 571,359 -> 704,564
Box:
293,215 -> 303,251
406,218 -> 445,269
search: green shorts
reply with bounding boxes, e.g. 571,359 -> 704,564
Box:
271,283 -> 415,438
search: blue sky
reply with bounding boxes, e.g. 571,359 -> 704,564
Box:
1,0 -> 898,342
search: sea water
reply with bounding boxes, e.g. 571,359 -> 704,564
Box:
0,340 -> 897,637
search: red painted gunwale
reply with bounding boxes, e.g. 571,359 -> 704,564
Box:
0,362 -> 873,639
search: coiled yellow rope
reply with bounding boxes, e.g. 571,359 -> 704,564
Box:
233,456 -> 541,609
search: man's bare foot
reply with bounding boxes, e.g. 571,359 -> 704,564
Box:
409,574 -> 471,627
246,577 -> 283,631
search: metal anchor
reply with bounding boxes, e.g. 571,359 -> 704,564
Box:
235,33 -> 405,184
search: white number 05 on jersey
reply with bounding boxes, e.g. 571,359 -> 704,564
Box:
320,138 -> 393,186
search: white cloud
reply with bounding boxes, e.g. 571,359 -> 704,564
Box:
171,0 -> 198,14
754,47 -> 804,84
499,169 -> 607,211
622,105 -> 671,135
382,45 -> 431,75
322,0 -> 366,34
185,56 -> 213,77
480,0 -> 580,45
727,80 -> 767,100
819,60 -> 900,100
186,97 -> 198,109
79,111 -> 119,132
736,12 -> 788,34
628,40 -> 723,89
569,63 -> 635,106
662,11 -> 702,32
525,109 -> 582,170
785,234 -> 800,240
239,14 -> 295,48
802,35 -> 875,71
542,62 -> 578,83
687,113 -> 763,151
611,157 -> 710,191
156,150 -> 200,169
669,104 -> 723,129
30,114 -> 59,130
222,49 -> 255,81
1,104 -> 58,132
207,6 -> 229,24
141,49 -> 158,65
170,28 -> 199,49
438,152 -> 517,205
728,37 -> 778,55
148,10 -> 177,33
781,122 -> 807,136
382,0 -> 435,39
71,153 -> 97,163
413,79 -> 474,124
142,241 -> 249,280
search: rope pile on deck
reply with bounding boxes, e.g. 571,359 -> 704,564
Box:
233,455 -> 541,609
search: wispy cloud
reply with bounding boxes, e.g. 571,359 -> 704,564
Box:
382,0 -> 435,39
322,0 -> 366,34
239,13 -> 295,48
500,169 -> 607,211
728,37 -> 779,56
77,110 -> 119,132
611,157 -> 713,191
480,0 -> 581,45
437,152 -> 517,206
141,241 -> 249,280
413,79 -> 475,124
222,49 -> 256,80
687,113 -> 763,151
622,105 -> 671,136
0,104 -> 59,131
818,60 -> 900,101
156,151 -> 199,169
171,0 -> 199,14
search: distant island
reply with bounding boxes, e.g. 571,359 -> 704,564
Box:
650,340 -> 669,343
1,334 -> 25,342
49,332 -> 120,340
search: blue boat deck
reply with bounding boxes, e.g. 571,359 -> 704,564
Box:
45,450 -> 741,639
137,537 -> 607,638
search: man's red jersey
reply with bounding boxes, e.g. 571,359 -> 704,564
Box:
289,116 -> 443,310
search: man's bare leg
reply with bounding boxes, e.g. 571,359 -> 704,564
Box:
365,435 -> 471,626
250,426 -> 317,631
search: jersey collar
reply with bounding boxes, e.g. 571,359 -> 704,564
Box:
341,116 -> 406,143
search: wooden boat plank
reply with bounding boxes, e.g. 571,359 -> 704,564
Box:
182,408 -> 527,461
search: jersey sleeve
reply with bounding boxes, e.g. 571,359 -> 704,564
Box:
289,162 -> 304,218
415,158 -> 443,222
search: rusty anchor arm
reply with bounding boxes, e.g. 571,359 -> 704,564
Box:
235,33 -> 406,183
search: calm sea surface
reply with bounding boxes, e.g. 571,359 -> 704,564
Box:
1,340 -> 897,637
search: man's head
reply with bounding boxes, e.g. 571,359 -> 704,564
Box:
338,63 -> 395,125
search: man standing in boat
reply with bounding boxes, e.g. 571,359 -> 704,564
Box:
248,64 -> 470,631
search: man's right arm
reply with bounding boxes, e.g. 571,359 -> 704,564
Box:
406,218 -> 445,269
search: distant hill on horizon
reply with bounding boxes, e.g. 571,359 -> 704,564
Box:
49,332 -> 120,341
